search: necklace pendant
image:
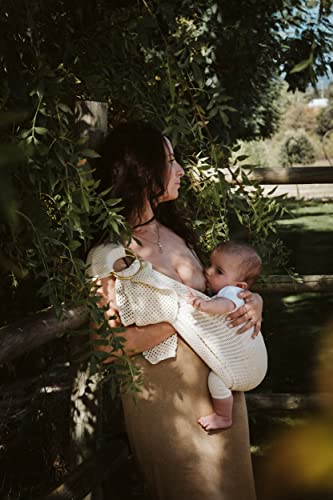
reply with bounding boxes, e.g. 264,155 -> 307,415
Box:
157,242 -> 163,253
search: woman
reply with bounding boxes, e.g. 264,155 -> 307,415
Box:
91,121 -> 261,499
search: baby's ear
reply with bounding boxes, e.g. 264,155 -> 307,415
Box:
236,281 -> 248,290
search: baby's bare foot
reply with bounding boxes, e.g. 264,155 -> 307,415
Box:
198,413 -> 232,431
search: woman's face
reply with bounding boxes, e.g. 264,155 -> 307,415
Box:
158,138 -> 184,203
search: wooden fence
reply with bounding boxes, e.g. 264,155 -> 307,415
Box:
246,166 -> 333,184
1,273 -> 333,365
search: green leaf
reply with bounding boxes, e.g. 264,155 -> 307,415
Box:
236,155 -> 249,162
81,191 -> 90,213
68,240 -> 82,251
93,350 -> 112,360
35,127 -> 48,135
19,129 -> 32,139
289,58 -> 312,74
81,149 -> 101,159
110,219 -> 120,234
90,338 -> 111,346
58,103 -> 73,114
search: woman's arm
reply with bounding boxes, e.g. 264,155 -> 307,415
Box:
90,276 -> 176,363
227,291 -> 263,337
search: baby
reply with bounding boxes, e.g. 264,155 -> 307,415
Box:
189,240 -> 264,431
87,240 -> 267,433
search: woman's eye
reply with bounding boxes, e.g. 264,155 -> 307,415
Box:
217,270 -> 223,275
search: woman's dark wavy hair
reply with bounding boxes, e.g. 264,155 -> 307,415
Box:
93,121 -> 199,252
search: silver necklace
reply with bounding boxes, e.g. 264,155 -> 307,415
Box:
133,223 -> 163,253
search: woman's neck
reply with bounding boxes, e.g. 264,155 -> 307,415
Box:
130,202 -> 155,228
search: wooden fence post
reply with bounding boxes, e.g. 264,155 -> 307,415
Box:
70,101 -> 108,500
74,100 -> 108,150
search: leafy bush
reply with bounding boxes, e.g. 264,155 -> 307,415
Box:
279,129 -> 316,166
233,140 -> 271,168
316,104 -> 333,137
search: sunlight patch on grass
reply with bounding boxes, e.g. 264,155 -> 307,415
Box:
292,203 -> 333,216
283,293 -> 322,304
277,213 -> 333,231
277,201 -> 333,232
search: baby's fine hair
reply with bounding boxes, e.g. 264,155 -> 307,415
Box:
215,240 -> 262,287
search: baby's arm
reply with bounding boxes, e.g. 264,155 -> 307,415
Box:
189,293 -> 235,315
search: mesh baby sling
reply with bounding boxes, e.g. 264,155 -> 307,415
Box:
87,243 -> 267,395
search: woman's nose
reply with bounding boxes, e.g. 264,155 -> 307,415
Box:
205,267 -> 213,277
176,162 -> 184,177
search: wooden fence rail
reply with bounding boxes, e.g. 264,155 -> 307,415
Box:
41,439 -> 128,500
0,307 -> 88,364
245,392 -> 332,412
240,166 -> 333,184
253,275 -> 333,293
1,275 -> 333,365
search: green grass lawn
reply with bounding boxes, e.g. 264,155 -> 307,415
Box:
275,199 -> 333,274
277,200 -> 333,232
250,197 -> 333,499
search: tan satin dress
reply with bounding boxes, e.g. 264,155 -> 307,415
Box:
122,337 -> 256,500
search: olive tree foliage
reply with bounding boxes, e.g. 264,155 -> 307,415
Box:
0,0 -> 332,388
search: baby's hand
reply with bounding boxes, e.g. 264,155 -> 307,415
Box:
188,290 -> 205,310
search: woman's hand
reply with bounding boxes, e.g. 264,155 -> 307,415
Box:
91,276 -> 176,362
227,291 -> 263,337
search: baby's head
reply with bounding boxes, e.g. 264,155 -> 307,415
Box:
205,240 -> 262,294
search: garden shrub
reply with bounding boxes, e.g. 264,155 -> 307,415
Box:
316,104 -> 333,137
279,129 -> 316,166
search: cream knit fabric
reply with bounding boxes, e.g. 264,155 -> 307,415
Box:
87,243 -> 268,398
